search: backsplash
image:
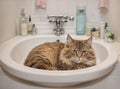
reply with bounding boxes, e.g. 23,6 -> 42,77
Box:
16,0 -> 108,35
0,0 -> 120,43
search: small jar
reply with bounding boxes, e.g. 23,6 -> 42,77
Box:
91,28 -> 100,39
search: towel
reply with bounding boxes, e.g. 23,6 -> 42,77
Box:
36,0 -> 47,9
98,0 -> 109,8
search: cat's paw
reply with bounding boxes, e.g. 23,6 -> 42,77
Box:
84,60 -> 96,67
62,60 -> 72,65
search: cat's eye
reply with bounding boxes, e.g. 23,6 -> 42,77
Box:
82,50 -> 87,53
73,50 -> 77,52
72,48 -> 77,52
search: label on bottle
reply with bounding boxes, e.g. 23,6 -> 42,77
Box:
28,24 -> 33,34
21,23 -> 27,36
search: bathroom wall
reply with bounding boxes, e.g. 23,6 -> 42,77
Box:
16,0 -> 105,34
108,0 -> 120,42
0,0 -> 17,44
16,0 -> 104,25
15,0 -> 120,41
0,1 -> 2,34
0,0 -> 120,43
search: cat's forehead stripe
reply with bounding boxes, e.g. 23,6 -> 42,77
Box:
76,41 -> 82,50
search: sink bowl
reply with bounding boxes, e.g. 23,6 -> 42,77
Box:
0,35 -> 118,87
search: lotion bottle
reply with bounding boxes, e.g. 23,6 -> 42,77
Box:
76,6 -> 86,35
32,24 -> 37,35
19,9 -> 27,36
27,15 -> 33,34
86,24 -> 91,36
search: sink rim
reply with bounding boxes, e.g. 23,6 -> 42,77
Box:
0,35 -> 118,84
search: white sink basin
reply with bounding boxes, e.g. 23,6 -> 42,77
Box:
0,35 -> 118,87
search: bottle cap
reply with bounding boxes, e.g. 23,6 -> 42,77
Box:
77,4 -> 86,10
29,15 -> 31,22
104,22 -> 108,29
20,9 -> 25,16
33,24 -> 35,27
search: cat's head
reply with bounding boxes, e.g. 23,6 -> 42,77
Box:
66,35 -> 93,63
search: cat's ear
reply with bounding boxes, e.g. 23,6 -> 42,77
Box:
67,34 -> 74,44
86,37 -> 92,46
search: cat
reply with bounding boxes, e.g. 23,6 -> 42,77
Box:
24,35 -> 96,70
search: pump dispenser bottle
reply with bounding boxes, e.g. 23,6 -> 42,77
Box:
76,6 -> 86,35
19,9 -> 27,36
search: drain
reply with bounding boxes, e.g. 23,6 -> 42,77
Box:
56,39 -> 60,42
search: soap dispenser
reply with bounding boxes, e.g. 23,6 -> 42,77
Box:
19,9 -> 28,36
76,6 -> 86,35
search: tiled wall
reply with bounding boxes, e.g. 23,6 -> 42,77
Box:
16,0 -> 106,27
0,0 -> 120,43
16,0 -> 108,34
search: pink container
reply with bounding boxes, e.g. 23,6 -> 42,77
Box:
36,0 -> 47,9
98,0 -> 109,8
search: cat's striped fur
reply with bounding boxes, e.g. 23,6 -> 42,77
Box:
24,35 -> 96,70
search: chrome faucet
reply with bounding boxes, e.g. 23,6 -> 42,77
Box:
48,16 -> 68,36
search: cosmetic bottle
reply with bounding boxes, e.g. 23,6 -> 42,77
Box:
86,24 -> 91,36
76,6 -> 86,35
100,22 -> 104,39
32,24 -> 37,35
91,28 -> 100,39
19,9 -> 28,36
27,15 -> 33,34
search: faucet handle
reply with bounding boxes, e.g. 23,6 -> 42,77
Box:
47,16 -> 56,23
69,16 -> 74,21
62,19 -> 68,23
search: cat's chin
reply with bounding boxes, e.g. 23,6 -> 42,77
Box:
73,58 -> 87,63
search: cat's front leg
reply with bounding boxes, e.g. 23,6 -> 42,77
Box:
58,58 -> 73,66
84,60 -> 96,67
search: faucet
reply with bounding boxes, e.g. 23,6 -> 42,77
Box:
48,16 -> 68,36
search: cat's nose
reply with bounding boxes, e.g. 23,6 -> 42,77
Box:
78,54 -> 82,58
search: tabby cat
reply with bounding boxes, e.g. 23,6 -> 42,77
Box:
24,35 -> 96,70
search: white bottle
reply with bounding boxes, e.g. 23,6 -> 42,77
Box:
27,15 -> 33,34
100,22 -> 104,39
19,9 -> 28,36
86,24 -> 91,36
32,24 -> 37,35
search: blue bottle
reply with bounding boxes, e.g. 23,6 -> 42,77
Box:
76,6 -> 86,35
